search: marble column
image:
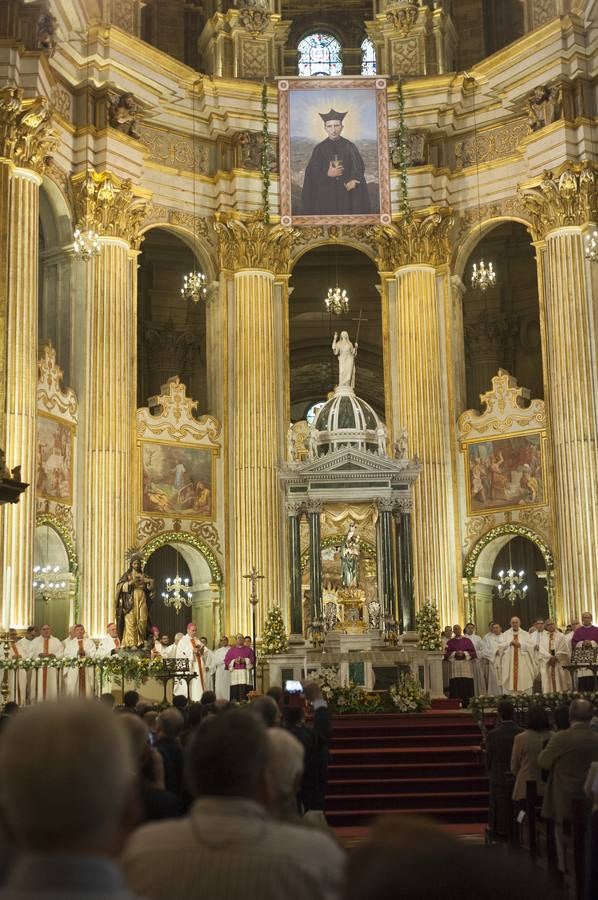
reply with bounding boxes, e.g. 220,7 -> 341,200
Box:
74,171 -> 149,637
287,501 -> 303,637
306,500 -> 323,622
522,163 -> 598,623
395,507 -> 416,633
214,213 -> 296,636
374,211 -> 461,627
376,499 -> 396,619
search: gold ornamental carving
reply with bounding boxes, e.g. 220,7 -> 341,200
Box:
519,162 -> 598,239
0,87 -> 58,173
386,1 -> 420,35
72,170 -> 150,249
214,211 -> 299,274
457,369 -> 546,438
371,208 -> 453,271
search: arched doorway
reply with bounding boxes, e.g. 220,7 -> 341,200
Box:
33,521 -> 76,637
464,525 -> 555,631
289,244 -> 383,420
142,532 -> 222,647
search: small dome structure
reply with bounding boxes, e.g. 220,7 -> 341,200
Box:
313,385 -> 385,455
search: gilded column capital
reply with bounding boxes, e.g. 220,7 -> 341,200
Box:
0,87 -> 58,173
72,170 -> 151,250
214,211 -> 300,274
519,162 -> 598,239
370,208 -> 453,271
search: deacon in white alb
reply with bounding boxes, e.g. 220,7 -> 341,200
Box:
498,616 -> 537,694
175,623 -> 212,701
29,624 -> 64,701
63,624 -> 97,697
210,636 -> 231,701
538,620 -> 571,693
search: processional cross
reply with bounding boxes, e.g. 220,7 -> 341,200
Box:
243,566 -> 265,691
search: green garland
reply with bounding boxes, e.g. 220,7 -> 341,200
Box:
0,655 -> 171,686
397,77 -> 411,222
470,690 -> 598,722
261,80 -> 271,223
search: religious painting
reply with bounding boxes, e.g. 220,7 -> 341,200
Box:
464,431 -> 546,516
278,77 -> 391,226
140,441 -> 215,519
36,414 -> 74,504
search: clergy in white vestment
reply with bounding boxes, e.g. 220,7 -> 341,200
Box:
154,635 -> 175,659
7,628 -> 29,705
16,626 -> 37,705
175,624 -> 212,701
210,636 -> 231,701
529,618 -> 547,691
481,623 -> 506,695
498,616 -> 537,694
63,624 -> 97,697
463,623 -> 486,695
95,623 -> 122,695
538,620 -> 571,693
29,624 -> 64,701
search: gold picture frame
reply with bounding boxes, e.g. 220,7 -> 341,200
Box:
36,412 -> 75,505
139,439 -> 217,520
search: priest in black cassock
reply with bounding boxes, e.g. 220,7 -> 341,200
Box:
300,108 -> 372,215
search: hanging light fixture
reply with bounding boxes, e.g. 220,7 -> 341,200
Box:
585,228 -> 598,263
182,79 -> 207,303
33,527 -> 68,600
496,542 -> 528,605
467,73 -> 497,292
73,30 -> 100,261
162,552 -> 193,612
324,248 -> 349,315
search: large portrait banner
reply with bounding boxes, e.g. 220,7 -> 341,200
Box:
278,77 -> 391,226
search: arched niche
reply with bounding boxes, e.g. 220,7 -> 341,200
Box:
33,520 -> 77,638
457,220 -> 544,413
288,243 -> 383,420
141,531 -> 223,646
137,227 -> 210,410
464,524 -> 555,629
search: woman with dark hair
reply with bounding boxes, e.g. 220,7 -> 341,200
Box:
511,704 -> 551,802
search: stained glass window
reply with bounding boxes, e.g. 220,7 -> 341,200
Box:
306,401 -> 326,426
298,33 -> 342,77
361,37 -> 376,76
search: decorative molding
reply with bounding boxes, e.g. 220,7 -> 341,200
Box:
514,506 -> 551,540
458,369 -> 545,438
454,120 -> 528,168
108,92 -> 141,140
527,84 -> 562,133
37,343 -> 77,423
137,125 -> 210,173
386,1 -> 421,36
137,517 -> 166,542
214,210 -> 299,274
371,208 -> 453,270
519,162 -> 598,239
189,521 -> 222,555
72,170 -> 150,249
0,87 -> 59,173
35,510 -> 78,575
240,40 -> 269,76
390,130 -> 427,168
289,223 -> 377,264
137,376 -> 221,445
464,523 -> 554,577
392,37 -> 420,75
50,83 -> 72,121
140,530 -> 223,583
464,514 -> 498,550
237,0 -> 271,34
237,130 -> 277,173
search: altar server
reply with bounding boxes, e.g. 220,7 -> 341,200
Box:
63,624 -> 97,697
29,624 -> 64,701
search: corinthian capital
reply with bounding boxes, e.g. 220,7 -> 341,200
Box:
519,162 -> 598,239
214,210 -> 299,274
72,170 -> 150,249
371,208 -> 453,271
0,87 -> 58,173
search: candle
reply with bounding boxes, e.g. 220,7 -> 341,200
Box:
3,566 -> 11,632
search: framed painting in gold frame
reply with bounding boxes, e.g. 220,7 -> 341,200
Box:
36,413 -> 74,505
278,77 -> 391,226
462,430 -> 547,517
140,440 -> 217,520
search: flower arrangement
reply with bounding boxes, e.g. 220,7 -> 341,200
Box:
389,673 -> 430,712
470,689 -> 598,722
306,665 -> 340,700
0,655 -> 171,685
261,605 -> 288,655
415,600 -> 442,651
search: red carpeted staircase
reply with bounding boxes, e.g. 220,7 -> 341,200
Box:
325,710 -> 489,832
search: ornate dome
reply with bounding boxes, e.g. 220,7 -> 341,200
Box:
313,385 -> 385,455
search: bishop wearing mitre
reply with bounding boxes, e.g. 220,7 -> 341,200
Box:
63,624 -> 97,697
30,624 -> 64,701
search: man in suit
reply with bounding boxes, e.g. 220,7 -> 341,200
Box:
485,700 -> 523,841
538,698 -> 598,869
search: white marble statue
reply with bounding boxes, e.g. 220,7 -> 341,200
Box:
393,428 -> 408,460
377,425 -> 387,456
287,423 -> 296,462
332,331 -> 357,389
308,426 -> 319,459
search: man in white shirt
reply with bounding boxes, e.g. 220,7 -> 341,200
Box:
498,616 -> 537,694
175,624 -> 212,701
538,620 -> 571,692
210,636 -> 231,701
63,624 -> 97,697
29,624 -> 64,701
481,622 -> 506,694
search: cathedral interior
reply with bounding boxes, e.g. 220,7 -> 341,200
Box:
0,0 -> 597,646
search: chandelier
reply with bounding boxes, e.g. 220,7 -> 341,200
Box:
162,574 -> 193,613
32,565 -> 67,595
181,269 -> 207,303
585,229 -> 598,263
73,225 -> 101,261
471,259 -> 496,292
496,567 -> 528,604
325,286 -> 349,315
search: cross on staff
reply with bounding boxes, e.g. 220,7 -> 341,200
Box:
243,566 -> 265,605
351,308 -> 369,344
243,566 -> 264,691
